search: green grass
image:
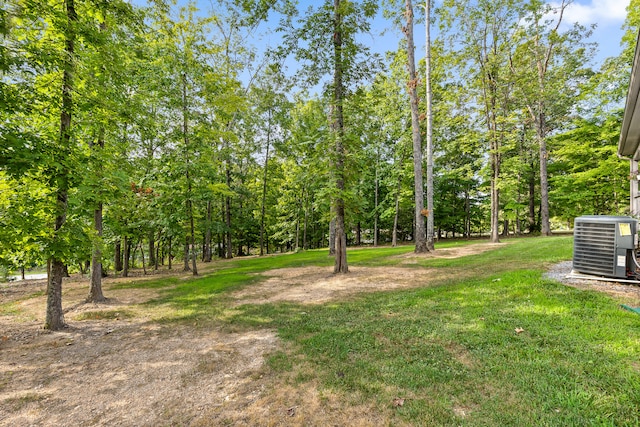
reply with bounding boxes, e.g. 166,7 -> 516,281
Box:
114,236 -> 640,425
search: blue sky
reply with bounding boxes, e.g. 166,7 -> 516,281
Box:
140,0 -> 633,82
256,0 -> 633,74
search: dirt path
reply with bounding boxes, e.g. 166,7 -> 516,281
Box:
8,242 -> 620,426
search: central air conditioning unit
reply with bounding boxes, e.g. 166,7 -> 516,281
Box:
573,215 -> 639,279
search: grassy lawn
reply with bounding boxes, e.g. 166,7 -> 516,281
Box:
118,236 -> 640,425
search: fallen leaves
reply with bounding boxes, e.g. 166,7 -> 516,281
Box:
393,397 -> 405,407
515,327 -> 525,334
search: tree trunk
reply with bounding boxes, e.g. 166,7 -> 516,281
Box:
87,202 -> 106,302
168,236 -> 172,270
374,157 -> 379,247
140,240 -> 147,275
148,232 -> 155,268
123,235 -> 130,277
392,173 -> 401,247
405,0 -> 428,253
114,240 -> 122,272
464,189 -> 471,238
329,218 -> 336,255
225,165 -> 233,259
45,0 -> 76,330
183,236 -> 190,272
204,200 -> 212,262
155,242 -> 159,270
425,0 -> 435,251
331,0 -> 348,273
528,164 -> 536,233
182,72 -> 198,276
490,144 -> 501,243
260,110 -> 271,256
537,111 -> 551,236
303,191 -> 309,250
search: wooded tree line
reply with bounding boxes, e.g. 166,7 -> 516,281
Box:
0,0 -> 637,328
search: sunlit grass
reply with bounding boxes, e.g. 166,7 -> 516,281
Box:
108,236 -> 640,424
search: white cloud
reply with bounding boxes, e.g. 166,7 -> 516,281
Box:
551,0 -> 630,26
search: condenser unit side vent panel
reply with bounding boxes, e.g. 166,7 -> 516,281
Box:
572,216 -> 638,279
573,222 -> 616,276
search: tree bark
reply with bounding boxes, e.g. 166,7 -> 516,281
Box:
87,202 -> 106,302
182,73 -> 198,275
204,200 -> 212,262
183,236 -> 190,272
537,111 -> 551,236
87,127 -> 106,302
123,235 -> 130,277
528,163 -> 536,233
45,0 -> 76,330
332,0 -> 348,273
225,170 -> 233,259
114,240 -> 122,272
405,0 -> 428,253
392,173 -> 401,247
260,110 -> 271,256
425,0 -> 435,251
148,232 -> 155,268
374,154 -> 379,247
329,218 -> 336,255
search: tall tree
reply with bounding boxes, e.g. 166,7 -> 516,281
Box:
282,0 -> 379,272
424,0 -> 435,250
442,0 -> 521,243
404,0 -> 428,253
512,0 -> 593,236
46,0 -> 78,330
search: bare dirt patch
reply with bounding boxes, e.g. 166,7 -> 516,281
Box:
0,242 -> 511,426
396,242 -> 505,263
232,266 -> 444,306
233,242 -> 504,306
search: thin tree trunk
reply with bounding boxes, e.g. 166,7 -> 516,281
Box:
425,0 -> 435,251
374,155 -> 379,247
332,0 -> 348,273
139,240 -> 147,275
490,143 -> 501,243
155,241 -> 159,270
260,111 -> 272,256
303,191 -> 309,250
87,202 -> 106,302
392,173 -> 401,247
204,200 -> 212,262
123,235 -> 130,277
182,72 -> 198,275
528,164 -> 536,233
148,232 -> 155,268
87,126 -> 106,302
183,236 -> 190,272
329,218 -> 336,255
46,0 -> 76,330
168,236 -> 172,270
405,0 -> 428,253
537,111 -> 551,236
114,240 -> 122,272
225,163 -> 233,259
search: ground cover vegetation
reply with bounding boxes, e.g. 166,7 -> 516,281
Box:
0,0 -> 638,326
2,237 -> 639,425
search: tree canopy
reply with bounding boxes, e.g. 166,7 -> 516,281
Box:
0,0 -> 636,328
